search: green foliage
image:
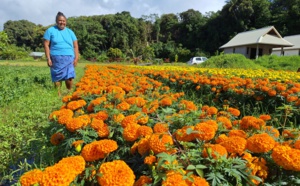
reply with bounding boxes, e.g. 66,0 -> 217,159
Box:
0,65 -> 86,184
107,47 -> 123,60
0,31 -> 9,50
0,45 -> 29,60
201,53 -> 263,69
254,55 -> 300,71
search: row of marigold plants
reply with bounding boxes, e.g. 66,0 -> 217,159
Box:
19,65 -> 300,186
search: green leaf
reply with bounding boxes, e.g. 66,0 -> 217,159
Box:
186,164 -> 196,170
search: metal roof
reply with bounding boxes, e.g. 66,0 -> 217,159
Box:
220,26 -> 293,49
29,52 -> 45,57
273,34 -> 300,51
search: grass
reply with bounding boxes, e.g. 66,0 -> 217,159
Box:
0,60 -> 92,184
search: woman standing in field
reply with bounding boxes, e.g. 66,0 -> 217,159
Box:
43,11 -> 79,96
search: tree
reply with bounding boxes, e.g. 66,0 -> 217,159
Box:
4,20 -> 36,48
178,9 -> 207,51
0,31 -> 9,50
270,0 -> 300,35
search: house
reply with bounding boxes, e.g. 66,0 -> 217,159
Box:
272,35 -> 300,56
219,26 -> 293,59
29,52 -> 45,59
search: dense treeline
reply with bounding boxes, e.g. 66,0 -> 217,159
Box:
1,0 -> 300,62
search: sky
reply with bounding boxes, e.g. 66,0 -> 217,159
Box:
0,0 -> 226,31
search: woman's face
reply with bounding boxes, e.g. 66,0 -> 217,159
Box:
56,16 -> 67,30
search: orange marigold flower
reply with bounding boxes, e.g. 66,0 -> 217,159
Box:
116,101 -> 131,111
220,136 -> 247,154
259,114 -> 271,121
247,133 -> 276,153
121,114 -> 138,128
188,175 -> 210,186
174,126 -> 195,142
137,136 -> 150,156
65,117 -> 85,132
135,112 -> 149,125
144,155 -> 157,165
20,169 -> 43,186
242,153 -> 268,185
137,126 -> 153,137
67,99 -> 87,111
92,110 -> 109,121
62,95 -> 72,103
40,156 -> 85,186
194,123 -> 216,141
217,116 -> 232,129
228,129 -> 248,138
97,160 -> 135,186
240,116 -> 266,130
50,132 -> 65,145
206,106 -> 218,115
271,145 -> 300,171
81,141 -> 105,162
227,107 -> 240,117
134,175 -> 153,186
125,97 -> 147,107
202,144 -> 228,159
160,97 -> 173,106
153,122 -> 169,133
263,126 -> 280,138
149,133 -> 174,154
77,114 -> 91,127
215,134 -> 228,144
96,123 -> 110,138
113,113 -> 125,123
201,105 -> 210,111
57,114 -> 73,125
96,139 -> 118,154
204,119 -> 219,131
90,118 -> 105,130
162,170 -> 189,186
267,89 -> 277,97
130,142 -> 139,155
282,129 -> 299,139
72,140 -> 84,148
287,95 -> 299,102
294,140 -> 300,149
123,124 -> 141,142
179,100 -> 197,111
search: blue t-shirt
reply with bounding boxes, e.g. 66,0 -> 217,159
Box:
43,26 -> 77,56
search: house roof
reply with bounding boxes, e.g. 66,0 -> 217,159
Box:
220,26 -> 293,49
272,34 -> 300,51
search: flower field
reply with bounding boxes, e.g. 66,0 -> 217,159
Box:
19,64 -> 300,186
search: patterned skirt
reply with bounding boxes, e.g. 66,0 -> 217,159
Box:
50,55 -> 75,82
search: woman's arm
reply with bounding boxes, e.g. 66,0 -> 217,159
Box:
73,40 -> 79,66
43,39 -> 52,67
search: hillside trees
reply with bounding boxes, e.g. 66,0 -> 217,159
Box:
2,0 -> 300,60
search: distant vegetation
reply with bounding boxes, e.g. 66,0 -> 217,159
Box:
1,0 -> 300,62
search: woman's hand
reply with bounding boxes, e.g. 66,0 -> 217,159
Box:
47,59 -> 52,67
73,58 -> 78,67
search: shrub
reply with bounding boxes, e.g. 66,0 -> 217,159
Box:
201,53 -> 263,69
254,55 -> 300,71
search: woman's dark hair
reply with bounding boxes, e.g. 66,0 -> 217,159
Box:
56,11 -> 66,23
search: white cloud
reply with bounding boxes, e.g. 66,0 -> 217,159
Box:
0,0 -> 226,30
